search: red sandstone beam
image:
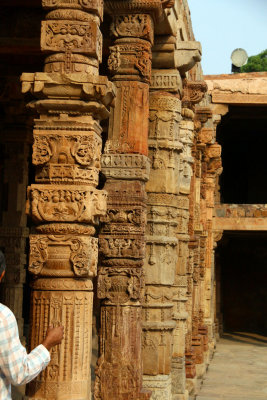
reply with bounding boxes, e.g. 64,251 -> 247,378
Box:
214,217 -> 267,231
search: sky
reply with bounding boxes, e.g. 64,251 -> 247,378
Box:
187,0 -> 267,75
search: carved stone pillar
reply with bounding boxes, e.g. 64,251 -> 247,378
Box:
213,230 -> 223,338
172,117 -> 194,400
0,77 -> 31,339
196,107 -> 223,358
143,92 -> 181,399
144,22 -> 202,398
21,1 -> 114,398
181,80 -> 207,396
95,2 -> 172,399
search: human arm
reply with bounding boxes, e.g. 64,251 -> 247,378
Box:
0,308 -> 63,386
42,325 -> 64,351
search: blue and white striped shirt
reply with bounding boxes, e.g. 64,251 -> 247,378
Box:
0,303 -> 50,399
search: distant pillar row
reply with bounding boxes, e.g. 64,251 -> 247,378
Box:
143,25 -> 205,399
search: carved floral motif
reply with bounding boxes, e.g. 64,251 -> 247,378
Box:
182,79 -> 208,109
111,14 -> 153,43
42,0 -> 104,20
27,185 -> 107,223
32,133 -> 101,168
99,237 -> 145,259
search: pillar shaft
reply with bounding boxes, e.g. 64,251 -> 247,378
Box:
21,1 -> 114,398
95,3 -> 169,399
0,78 -> 31,338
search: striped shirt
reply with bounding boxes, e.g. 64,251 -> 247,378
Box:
0,303 -> 50,399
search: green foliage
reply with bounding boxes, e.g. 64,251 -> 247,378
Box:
241,49 -> 267,72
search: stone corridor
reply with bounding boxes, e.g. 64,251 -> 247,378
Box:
196,333 -> 267,400
0,1 -> 267,399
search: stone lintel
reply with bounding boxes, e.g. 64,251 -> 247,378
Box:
214,217 -> 267,231
212,92 -> 267,105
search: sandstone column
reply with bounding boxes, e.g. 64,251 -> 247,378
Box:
95,4 -> 152,400
181,80 -> 207,395
196,107 -> 222,359
21,1 -> 114,398
143,25 -> 202,399
95,2 -> 174,399
143,91 -> 181,399
0,77 -> 31,338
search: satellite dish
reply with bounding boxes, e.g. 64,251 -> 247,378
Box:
231,48 -> 248,67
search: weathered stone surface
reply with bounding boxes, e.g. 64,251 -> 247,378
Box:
205,72 -> 267,104
105,81 -> 149,155
4,3 -> 266,400
142,375 -> 172,400
96,3 -> 156,399
27,289 -> 93,399
18,1 -> 115,398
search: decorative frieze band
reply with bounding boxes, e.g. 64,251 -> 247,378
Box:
26,185 -> 107,224
101,154 -> 150,181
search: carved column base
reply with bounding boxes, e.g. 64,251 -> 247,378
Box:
185,350 -> 196,379
26,279 -> 93,400
142,319 -> 176,376
142,375 -> 172,400
172,393 -> 189,400
95,304 -> 149,400
199,324 -> 209,352
171,357 -> 186,396
185,376 -> 198,397
192,335 -> 204,365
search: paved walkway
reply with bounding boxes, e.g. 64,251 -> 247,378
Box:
196,332 -> 267,400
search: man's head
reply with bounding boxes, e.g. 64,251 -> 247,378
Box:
0,250 -> 6,283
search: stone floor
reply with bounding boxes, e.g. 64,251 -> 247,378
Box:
196,332 -> 267,400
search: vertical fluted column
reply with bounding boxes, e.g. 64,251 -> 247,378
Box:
95,3 -> 168,399
21,1 -> 114,398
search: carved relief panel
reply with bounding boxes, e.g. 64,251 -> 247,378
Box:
147,92 -> 182,194
27,185 -> 107,224
27,289 -> 93,399
33,130 -> 102,185
106,81 -> 149,155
